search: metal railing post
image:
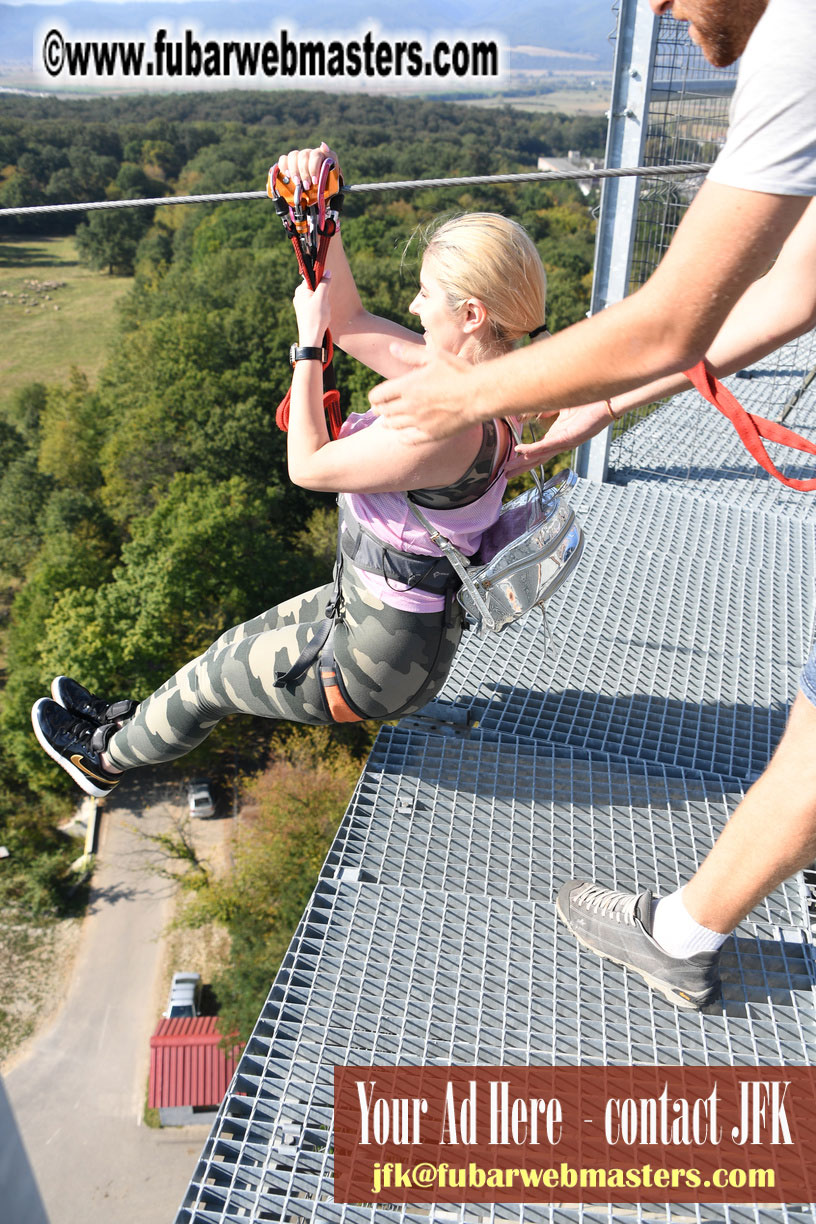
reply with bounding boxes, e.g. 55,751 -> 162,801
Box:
575,0 -> 659,483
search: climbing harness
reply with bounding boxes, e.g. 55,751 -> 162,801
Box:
267,158 -> 345,438
684,360 -> 816,491
408,456 -> 585,636
273,499 -> 463,724
267,156 -> 468,722
274,445 -> 585,724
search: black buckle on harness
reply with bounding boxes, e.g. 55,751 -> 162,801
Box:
339,511 -> 460,597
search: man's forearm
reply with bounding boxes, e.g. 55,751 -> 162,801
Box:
462,287 -> 708,423
369,184 -> 807,441
480,185 -> 809,421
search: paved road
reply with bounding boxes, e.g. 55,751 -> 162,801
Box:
5,771 -> 213,1224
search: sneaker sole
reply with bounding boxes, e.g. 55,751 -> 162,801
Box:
555,894 -> 719,1012
31,698 -> 115,799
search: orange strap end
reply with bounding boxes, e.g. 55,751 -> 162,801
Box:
319,667 -> 363,723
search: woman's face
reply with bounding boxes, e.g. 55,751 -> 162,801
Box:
409,257 -> 468,356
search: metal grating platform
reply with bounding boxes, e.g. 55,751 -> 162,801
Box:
609,342 -> 816,520
322,730 -> 806,933
177,879 -> 816,1224
426,479 -> 813,783
174,9 -> 816,1218
566,479 -> 816,579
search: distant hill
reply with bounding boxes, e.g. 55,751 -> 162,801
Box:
0,1 -> 615,74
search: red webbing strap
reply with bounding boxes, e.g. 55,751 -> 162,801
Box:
288,231 -> 314,287
684,359 -> 816,491
276,330 -> 342,435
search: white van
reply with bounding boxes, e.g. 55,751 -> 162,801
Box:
163,971 -> 202,1019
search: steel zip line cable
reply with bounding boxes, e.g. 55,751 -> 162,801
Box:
0,162 -> 710,218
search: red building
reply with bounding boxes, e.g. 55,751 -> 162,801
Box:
149,1017 -> 242,1126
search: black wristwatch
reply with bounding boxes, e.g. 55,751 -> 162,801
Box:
289,344 -> 326,367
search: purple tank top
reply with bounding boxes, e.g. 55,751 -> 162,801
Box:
339,410 -> 509,612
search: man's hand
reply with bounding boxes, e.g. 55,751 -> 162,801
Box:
369,343 -> 489,441
505,400 -> 613,475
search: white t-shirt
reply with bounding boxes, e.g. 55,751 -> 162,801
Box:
708,0 -> 816,196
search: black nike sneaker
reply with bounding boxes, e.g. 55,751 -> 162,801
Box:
51,676 -> 137,725
31,698 -> 122,798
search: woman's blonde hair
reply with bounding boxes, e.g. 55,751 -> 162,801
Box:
419,212 -> 547,356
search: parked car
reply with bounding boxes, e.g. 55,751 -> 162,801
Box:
163,971 -> 202,1019
186,778 -> 215,818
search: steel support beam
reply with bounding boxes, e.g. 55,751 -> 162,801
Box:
575,0 -> 659,484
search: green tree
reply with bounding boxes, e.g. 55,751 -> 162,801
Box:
4,382 -> 47,446
177,730 -> 361,1039
0,496 -> 119,790
37,370 -> 105,492
66,146 -> 119,198
0,170 -> 46,233
75,206 -> 150,274
37,473 -> 298,702
0,418 -> 23,472
0,455 -> 53,579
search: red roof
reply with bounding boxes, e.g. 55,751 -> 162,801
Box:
149,1016 -> 242,1110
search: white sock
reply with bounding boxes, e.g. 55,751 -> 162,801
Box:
651,887 -> 728,959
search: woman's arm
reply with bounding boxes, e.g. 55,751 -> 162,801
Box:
324,234 -> 424,378
286,277 -> 484,493
277,143 -> 424,378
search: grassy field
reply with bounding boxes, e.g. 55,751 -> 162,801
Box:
0,234 -> 133,415
463,83 -> 611,116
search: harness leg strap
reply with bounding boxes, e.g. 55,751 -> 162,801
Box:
273,614 -> 335,688
319,639 -> 364,724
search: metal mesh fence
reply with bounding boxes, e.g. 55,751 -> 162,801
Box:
603,16 -> 732,453
605,15 -> 816,486
628,20 -> 735,289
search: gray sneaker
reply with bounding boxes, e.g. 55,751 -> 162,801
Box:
556,880 -> 722,1011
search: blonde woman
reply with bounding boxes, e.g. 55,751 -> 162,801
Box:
32,143 -> 549,798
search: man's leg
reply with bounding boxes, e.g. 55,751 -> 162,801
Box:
683,688 -> 816,932
556,642 -> 816,1009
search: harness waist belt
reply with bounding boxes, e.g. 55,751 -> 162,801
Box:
340,509 -> 461,596
275,501 -> 461,695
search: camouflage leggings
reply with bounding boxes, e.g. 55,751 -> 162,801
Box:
105,563 -> 463,771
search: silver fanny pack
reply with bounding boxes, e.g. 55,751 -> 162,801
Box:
408,468 -> 584,636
